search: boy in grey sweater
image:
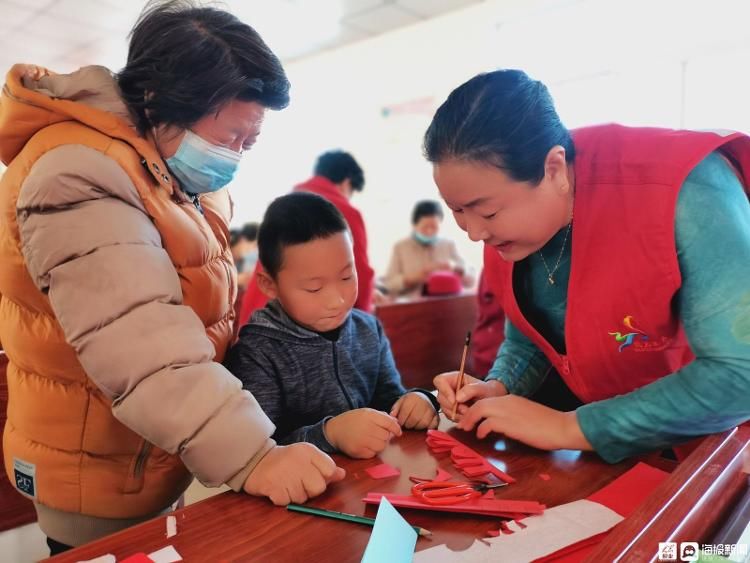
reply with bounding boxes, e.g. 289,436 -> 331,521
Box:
225,193 -> 439,458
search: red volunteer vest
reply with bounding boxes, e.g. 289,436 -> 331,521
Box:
490,124 -> 750,403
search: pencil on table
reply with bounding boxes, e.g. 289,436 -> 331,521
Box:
451,331 -> 472,420
287,503 -> 432,536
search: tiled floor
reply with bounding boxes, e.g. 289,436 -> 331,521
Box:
0,480 -> 226,562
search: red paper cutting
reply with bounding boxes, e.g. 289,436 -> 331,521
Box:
365,463 -> 400,479
426,430 -> 515,484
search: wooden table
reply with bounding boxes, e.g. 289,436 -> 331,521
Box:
46,418 -> 637,562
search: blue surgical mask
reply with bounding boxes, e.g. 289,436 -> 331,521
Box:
239,249 -> 258,272
414,231 -> 437,246
166,130 -> 241,194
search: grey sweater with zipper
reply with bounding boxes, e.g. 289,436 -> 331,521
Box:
225,300 -> 435,453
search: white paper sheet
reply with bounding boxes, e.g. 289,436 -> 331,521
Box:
165,515 -> 177,538
412,499 -> 623,563
148,545 -> 183,563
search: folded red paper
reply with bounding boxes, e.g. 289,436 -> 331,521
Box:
426,430 -> 516,484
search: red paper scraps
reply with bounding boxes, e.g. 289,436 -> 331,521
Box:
365,463 -> 401,479
486,529 -> 501,537
409,467 -> 454,484
426,430 -> 515,484
363,492 -> 544,518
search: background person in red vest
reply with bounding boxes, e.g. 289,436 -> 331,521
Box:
238,150 -> 375,325
428,69 -> 750,463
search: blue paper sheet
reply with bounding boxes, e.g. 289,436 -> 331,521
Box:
361,497 -> 417,563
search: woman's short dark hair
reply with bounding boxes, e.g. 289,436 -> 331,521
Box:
118,0 -> 290,133
240,222 -> 259,242
259,192 -> 349,279
423,69 -> 574,184
412,200 -> 444,225
314,150 -> 365,192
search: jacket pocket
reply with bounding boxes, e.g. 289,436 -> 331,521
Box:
123,439 -> 152,494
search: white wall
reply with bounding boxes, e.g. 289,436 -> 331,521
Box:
229,0 -> 750,275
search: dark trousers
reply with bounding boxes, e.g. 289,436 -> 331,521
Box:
47,537 -> 73,556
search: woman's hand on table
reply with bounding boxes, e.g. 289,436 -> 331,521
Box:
433,371 -> 507,421
457,395 -> 592,451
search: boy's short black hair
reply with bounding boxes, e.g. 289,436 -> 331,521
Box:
259,192 -> 349,278
314,150 -> 365,191
412,200 -> 444,225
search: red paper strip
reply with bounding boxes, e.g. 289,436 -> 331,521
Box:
363,492 -> 544,518
365,463 -> 400,479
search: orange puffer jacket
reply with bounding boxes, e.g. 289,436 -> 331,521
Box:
0,65 -> 274,544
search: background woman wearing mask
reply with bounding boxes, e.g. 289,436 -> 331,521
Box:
382,199 -> 474,297
0,0 -> 342,555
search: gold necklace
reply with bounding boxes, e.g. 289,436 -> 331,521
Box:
538,222 -> 572,285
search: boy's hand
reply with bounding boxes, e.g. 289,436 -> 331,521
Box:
433,371 -> 507,421
243,443 -> 346,506
390,392 -> 439,430
325,408 -> 402,459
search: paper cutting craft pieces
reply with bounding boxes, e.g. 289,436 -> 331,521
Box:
365,462 -> 401,479
426,430 -> 515,484
361,498 -> 417,563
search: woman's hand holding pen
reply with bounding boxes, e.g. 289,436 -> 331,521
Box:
457,395 -> 593,452
433,371 -> 507,421
325,408 -> 402,459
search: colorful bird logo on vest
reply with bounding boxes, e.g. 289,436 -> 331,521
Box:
608,316 -> 649,352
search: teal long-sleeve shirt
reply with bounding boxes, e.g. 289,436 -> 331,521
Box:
486,152 -> 750,463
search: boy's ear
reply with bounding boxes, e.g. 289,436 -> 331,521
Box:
256,267 -> 278,299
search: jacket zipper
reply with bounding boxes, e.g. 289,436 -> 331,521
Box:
332,343 -> 354,409
133,441 -> 152,480
222,259 -> 234,311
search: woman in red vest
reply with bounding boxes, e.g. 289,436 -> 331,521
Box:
429,69 -> 750,462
